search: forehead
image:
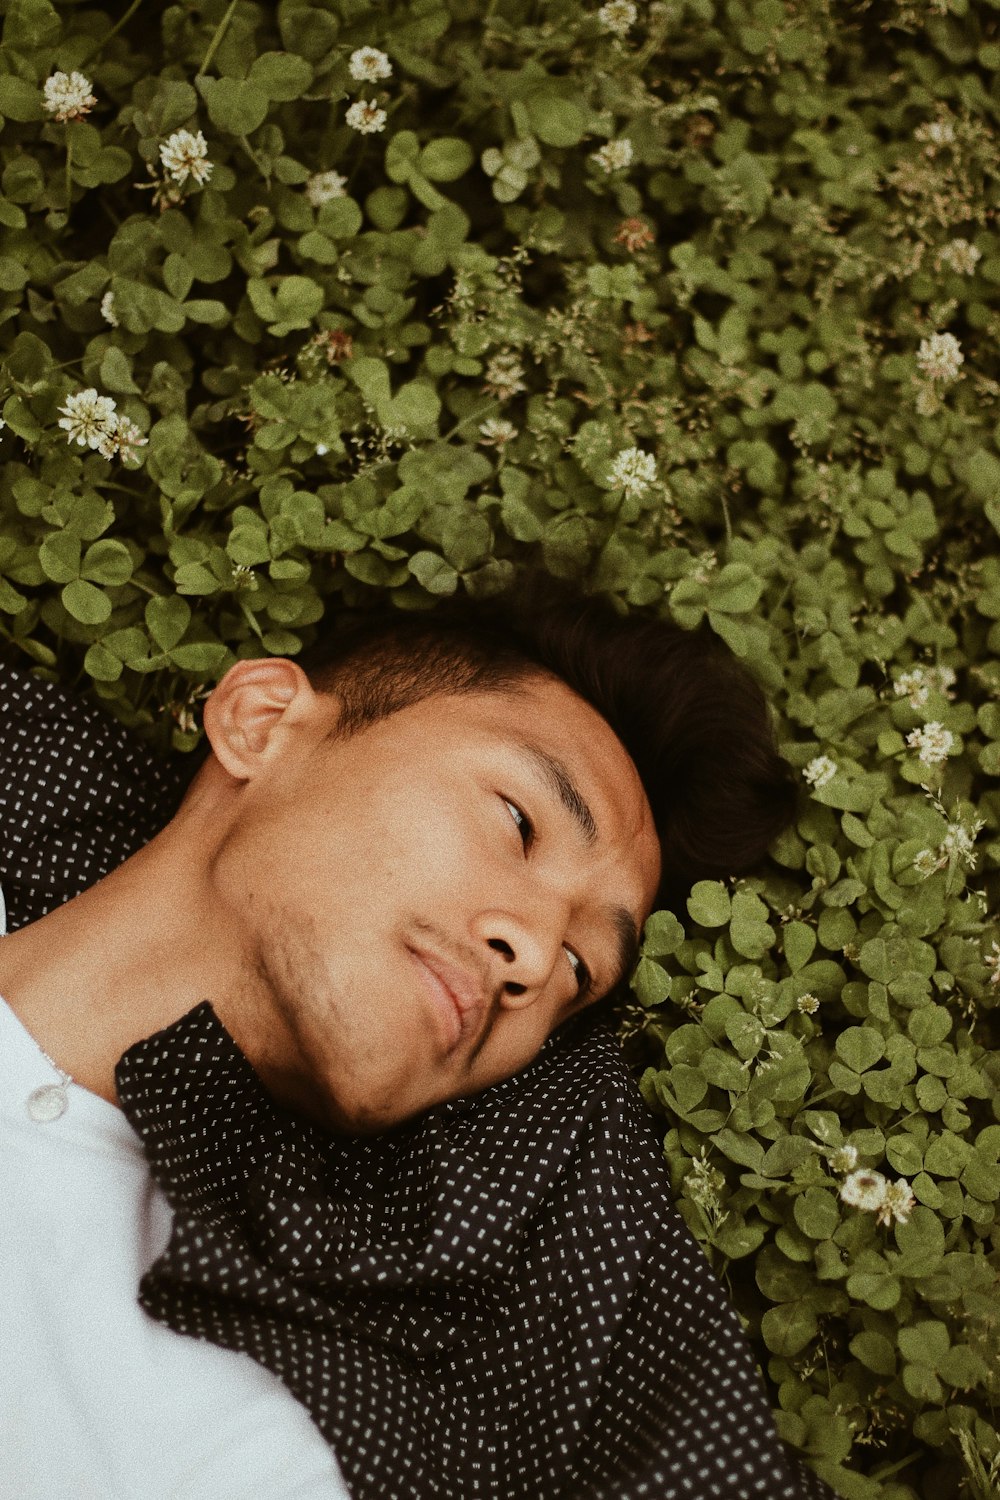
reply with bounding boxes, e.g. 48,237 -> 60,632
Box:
476,674 -> 641,798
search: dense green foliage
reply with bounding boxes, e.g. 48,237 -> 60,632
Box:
2,0 -> 999,1494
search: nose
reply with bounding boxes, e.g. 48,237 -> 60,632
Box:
476,909 -> 566,1009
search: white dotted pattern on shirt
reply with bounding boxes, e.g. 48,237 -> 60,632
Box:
0,653 -> 192,933
118,1002 -> 833,1500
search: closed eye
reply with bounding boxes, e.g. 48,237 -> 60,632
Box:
501,796 -> 592,999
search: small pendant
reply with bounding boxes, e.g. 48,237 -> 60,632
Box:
26,1082 -> 69,1122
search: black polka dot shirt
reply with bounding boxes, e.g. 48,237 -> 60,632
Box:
1,653 -> 834,1500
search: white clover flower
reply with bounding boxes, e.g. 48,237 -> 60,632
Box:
314,442 -> 329,456
803,754 -> 837,788
893,664 -> 956,707
917,331 -> 964,383
345,100 -> 387,134
100,290 -> 118,327
839,1168 -> 889,1213
160,129 -> 213,186
893,667 -> 930,708
478,417 -> 518,447
96,413 -> 148,466
592,138 -> 634,173
57,388 -> 118,448
348,47 -> 393,83
913,847 -> 945,878
938,238 -> 982,276
828,1144 -> 858,1174
0,417 -> 7,432
984,941 -> 1000,986
875,1177 -> 917,1227
483,350 -> 527,401
916,118 -> 956,147
598,1 -> 638,35
905,721 -> 954,766
42,70 -> 97,123
607,445 -> 658,500
305,170 -> 348,206
796,993 -> 820,1015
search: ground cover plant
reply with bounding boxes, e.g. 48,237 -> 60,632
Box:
1,0 -> 999,1494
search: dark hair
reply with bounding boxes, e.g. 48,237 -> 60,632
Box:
292,573 -> 800,918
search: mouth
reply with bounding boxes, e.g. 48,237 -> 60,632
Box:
406,945 -> 486,1057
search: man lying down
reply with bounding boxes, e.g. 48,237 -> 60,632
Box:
0,580 -> 835,1499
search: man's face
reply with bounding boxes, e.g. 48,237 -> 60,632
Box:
208,671 -> 661,1133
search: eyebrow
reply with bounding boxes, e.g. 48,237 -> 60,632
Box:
509,740 -> 641,996
607,906 -> 642,995
511,741 -> 598,846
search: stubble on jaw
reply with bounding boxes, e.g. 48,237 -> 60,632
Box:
233,896 -> 409,1134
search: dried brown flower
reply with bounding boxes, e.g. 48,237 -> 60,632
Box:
614,217 -> 655,253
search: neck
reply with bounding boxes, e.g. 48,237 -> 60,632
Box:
0,808 -> 301,1113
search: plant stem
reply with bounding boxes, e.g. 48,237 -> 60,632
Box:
800,1086 -> 840,1108
98,481 -> 146,498
78,0 -> 143,67
719,484 -> 733,549
239,135 -> 269,185
869,1453 -> 922,1480
240,599 -> 264,641
65,134 -> 73,213
198,0 -> 239,76
441,399 -> 501,442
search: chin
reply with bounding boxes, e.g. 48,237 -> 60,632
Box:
312,1078 -> 432,1138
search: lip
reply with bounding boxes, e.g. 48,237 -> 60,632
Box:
407,946 -> 486,1055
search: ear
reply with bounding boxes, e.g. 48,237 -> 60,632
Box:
201,657 -> 329,782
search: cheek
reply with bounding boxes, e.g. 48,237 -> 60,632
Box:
250,779 -> 514,951
381,789 -> 507,895
269,794 -> 448,901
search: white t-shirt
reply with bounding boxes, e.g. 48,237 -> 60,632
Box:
0,897 -> 352,1499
